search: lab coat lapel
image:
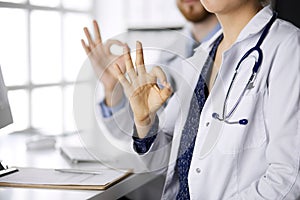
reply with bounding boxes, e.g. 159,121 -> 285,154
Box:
162,49 -> 210,199
236,5 -> 274,43
167,55 -> 204,167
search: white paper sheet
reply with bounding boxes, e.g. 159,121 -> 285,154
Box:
0,167 -> 129,186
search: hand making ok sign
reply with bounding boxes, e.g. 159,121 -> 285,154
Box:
114,41 -> 173,138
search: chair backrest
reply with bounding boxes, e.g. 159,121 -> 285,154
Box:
273,0 -> 300,28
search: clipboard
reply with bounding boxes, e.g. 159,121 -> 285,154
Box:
0,167 -> 132,190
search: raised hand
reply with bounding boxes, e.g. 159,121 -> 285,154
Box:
114,41 -> 173,138
81,20 -> 125,106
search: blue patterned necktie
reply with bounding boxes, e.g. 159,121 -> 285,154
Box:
176,34 -> 223,200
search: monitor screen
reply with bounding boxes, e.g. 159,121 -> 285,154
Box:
0,66 -> 13,129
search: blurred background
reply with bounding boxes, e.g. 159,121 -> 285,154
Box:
0,0 -> 186,135
0,0 -> 299,136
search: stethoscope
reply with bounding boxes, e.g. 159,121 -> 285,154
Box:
212,12 -> 278,125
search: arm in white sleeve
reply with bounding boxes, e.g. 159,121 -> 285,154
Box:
97,95 -> 135,148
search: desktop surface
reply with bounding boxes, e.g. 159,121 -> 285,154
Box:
0,131 -> 158,200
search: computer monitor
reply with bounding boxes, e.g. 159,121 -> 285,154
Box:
0,65 -> 15,173
0,66 -> 13,129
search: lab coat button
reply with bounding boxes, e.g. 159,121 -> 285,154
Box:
196,168 -> 201,173
206,122 -> 210,127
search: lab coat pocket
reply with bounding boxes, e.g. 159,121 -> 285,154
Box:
216,92 -> 267,154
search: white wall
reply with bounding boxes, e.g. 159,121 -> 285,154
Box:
94,0 -> 127,41
94,0 -> 186,40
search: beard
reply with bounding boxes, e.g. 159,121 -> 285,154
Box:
178,5 -> 212,23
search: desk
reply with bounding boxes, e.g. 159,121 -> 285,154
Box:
0,132 -> 159,200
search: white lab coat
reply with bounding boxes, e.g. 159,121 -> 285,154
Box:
138,6 -> 300,199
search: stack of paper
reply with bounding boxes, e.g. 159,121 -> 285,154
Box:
0,167 -> 132,190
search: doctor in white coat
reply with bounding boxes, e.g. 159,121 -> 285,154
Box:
114,0 -> 300,199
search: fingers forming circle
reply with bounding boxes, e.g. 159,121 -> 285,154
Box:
149,66 -> 167,84
104,39 -> 125,56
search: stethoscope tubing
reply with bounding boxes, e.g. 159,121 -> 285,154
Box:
212,12 -> 278,125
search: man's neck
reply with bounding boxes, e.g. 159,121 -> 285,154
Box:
191,14 -> 219,43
